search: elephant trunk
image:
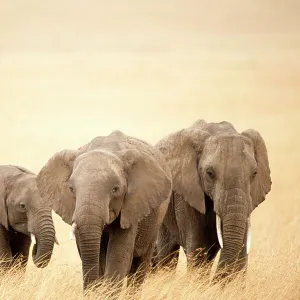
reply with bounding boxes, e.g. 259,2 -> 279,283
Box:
217,214 -> 247,272
76,215 -> 104,290
32,207 -> 55,268
215,191 -> 250,280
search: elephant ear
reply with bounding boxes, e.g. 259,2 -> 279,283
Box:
242,129 -> 272,209
118,149 -> 172,229
37,150 -> 79,225
157,128 -> 210,215
0,175 -> 8,229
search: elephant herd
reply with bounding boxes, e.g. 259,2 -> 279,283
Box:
0,119 -> 272,293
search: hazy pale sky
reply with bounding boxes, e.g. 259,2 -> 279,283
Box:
0,0 -> 299,173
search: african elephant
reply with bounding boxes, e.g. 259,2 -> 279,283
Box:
154,120 -> 271,281
37,130 -> 172,289
0,165 -> 57,270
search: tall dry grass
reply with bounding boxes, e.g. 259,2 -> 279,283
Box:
0,241 -> 300,300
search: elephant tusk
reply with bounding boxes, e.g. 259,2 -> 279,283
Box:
55,235 -> 59,245
31,233 -> 36,245
246,218 -> 251,254
216,215 -> 223,248
69,223 -> 77,240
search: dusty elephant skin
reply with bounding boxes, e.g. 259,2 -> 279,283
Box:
37,130 -> 172,290
154,119 -> 272,282
0,165 -> 56,270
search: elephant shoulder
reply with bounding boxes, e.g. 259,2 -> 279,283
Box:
0,165 -> 35,177
9,165 -> 35,175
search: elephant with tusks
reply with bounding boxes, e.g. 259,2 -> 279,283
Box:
154,120 -> 271,282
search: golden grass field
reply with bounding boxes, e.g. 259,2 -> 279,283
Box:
0,0 -> 300,299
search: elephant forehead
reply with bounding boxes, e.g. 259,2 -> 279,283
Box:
72,152 -> 125,185
76,150 -> 122,168
13,175 -> 37,192
206,135 -> 246,155
202,135 -> 251,171
9,184 -> 38,206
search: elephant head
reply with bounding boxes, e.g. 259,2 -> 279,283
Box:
37,135 -> 171,288
0,165 -> 56,268
157,120 -> 271,278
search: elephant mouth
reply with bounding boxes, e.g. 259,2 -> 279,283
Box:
204,192 -> 214,213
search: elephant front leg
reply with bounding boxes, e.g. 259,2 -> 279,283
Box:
0,226 -> 12,270
153,223 -> 180,271
128,240 -> 156,288
10,232 -> 31,270
99,232 -> 109,277
185,206 -> 219,271
185,226 -> 211,270
105,226 -> 137,282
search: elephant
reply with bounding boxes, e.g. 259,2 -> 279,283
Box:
154,120 -> 271,281
37,130 -> 172,290
0,165 -> 57,270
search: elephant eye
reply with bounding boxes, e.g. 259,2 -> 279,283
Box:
206,169 -> 215,180
69,185 -> 75,195
111,185 -> 120,196
252,170 -> 258,180
20,203 -> 26,211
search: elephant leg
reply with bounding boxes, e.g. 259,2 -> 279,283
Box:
185,227 -> 208,271
128,241 -> 155,287
9,232 -> 31,269
184,202 -> 220,272
187,242 -> 219,270
153,223 -> 180,270
0,226 -> 12,269
128,256 -> 142,286
105,226 -> 137,282
99,231 -> 109,277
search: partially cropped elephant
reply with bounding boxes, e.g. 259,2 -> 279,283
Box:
0,165 -> 57,270
154,120 -> 271,281
37,130 -> 172,289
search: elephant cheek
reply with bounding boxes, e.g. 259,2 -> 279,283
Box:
107,196 -> 124,224
108,210 -> 117,223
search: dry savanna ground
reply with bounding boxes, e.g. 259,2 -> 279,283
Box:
0,1 -> 300,299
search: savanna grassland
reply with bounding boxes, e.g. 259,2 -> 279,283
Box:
0,1 -> 300,299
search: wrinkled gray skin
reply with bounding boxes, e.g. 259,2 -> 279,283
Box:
37,131 -> 172,290
154,120 -> 271,281
0,165 -> 56,269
